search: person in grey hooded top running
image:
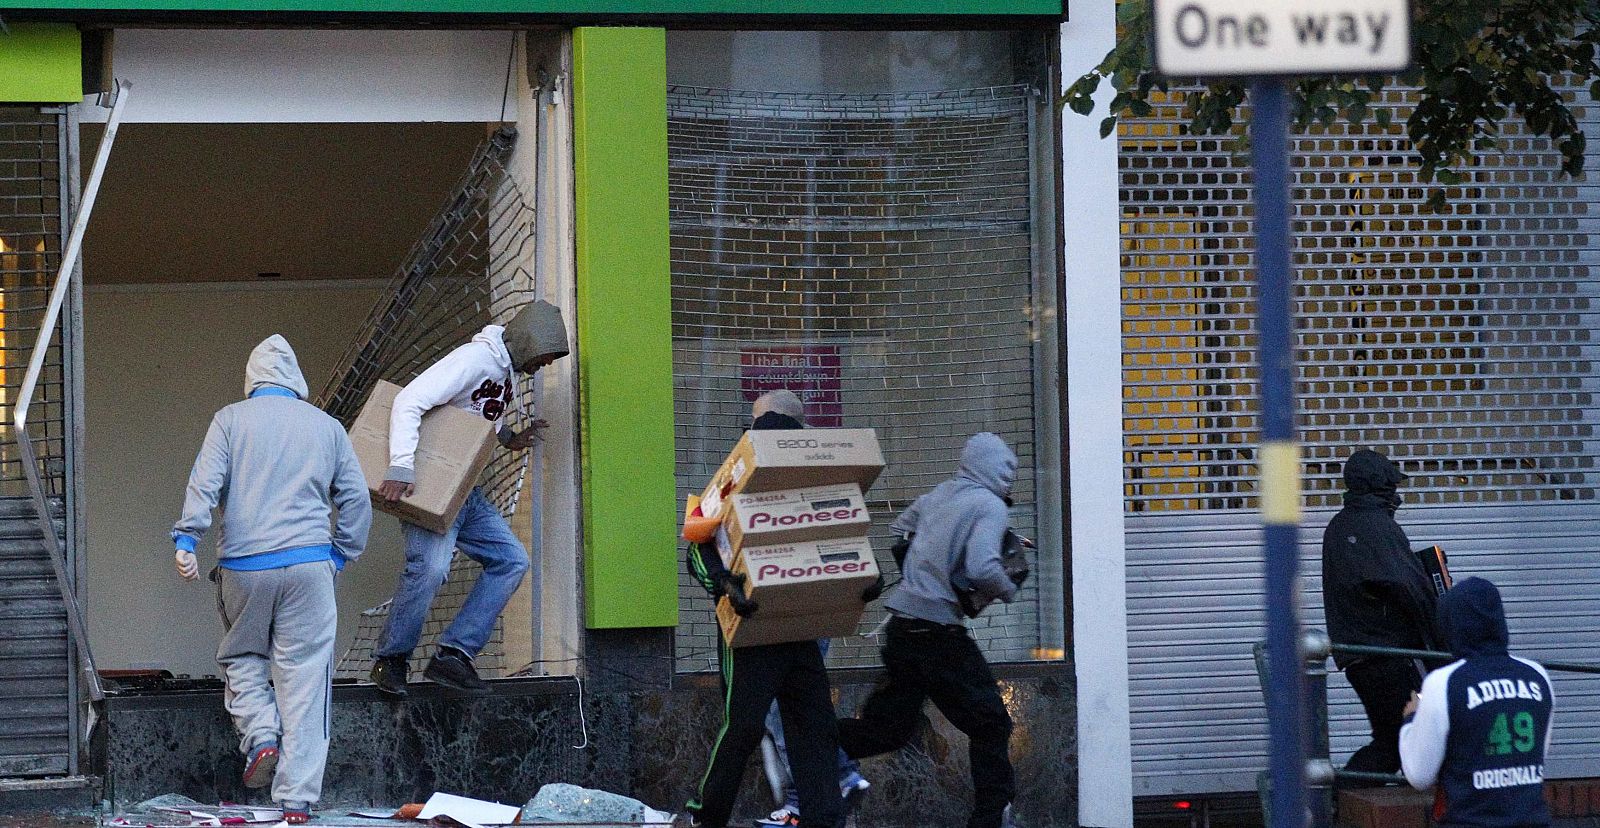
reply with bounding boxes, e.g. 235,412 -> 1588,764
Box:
171,334 -> 371,824
838,433 -> 1024,828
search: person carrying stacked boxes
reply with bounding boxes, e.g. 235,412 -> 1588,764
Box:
675,390 -> 884,828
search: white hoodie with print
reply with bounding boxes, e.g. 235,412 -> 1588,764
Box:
385,325 -> 517,484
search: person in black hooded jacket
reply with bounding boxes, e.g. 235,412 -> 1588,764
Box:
1400,577 -> 1553,828
1322,448 -> 1441,776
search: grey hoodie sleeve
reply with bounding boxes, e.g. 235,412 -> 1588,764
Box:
963,499 -> 1019,604
328,427 -> 373,565
173,412 -> 231,549
891,494 -> 924,537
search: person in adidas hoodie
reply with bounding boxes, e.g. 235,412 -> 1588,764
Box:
368,300 -> 569,696
1401,577 -> 1553,828
171,335 -> 372,824
836,432 -> 1023,828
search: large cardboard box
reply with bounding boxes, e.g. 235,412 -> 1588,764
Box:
720,483 -> 871,556
697,429 -> 883,519
350,380 -> 497,533
731,536 -> 879,616
717,597 -> 864,648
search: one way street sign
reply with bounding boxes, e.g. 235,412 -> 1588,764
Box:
1153,0 -> 1411,77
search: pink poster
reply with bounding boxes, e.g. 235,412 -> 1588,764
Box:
740,345 -> 843,427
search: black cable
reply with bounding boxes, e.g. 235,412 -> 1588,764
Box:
498,31 -> 516,124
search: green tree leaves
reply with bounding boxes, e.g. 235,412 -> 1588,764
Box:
1064,0 -> 1600,209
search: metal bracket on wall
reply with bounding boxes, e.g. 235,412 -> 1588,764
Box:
14,79 -> 130,708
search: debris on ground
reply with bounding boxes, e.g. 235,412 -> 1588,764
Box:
520,784 -> 673,825
101,787 -> 676,827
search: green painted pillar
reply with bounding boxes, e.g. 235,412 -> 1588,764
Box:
0,24 -> 83,103
572,26 -> 677,629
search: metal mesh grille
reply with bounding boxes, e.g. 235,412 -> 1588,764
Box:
1120,86 -> 1600,794
668,85 -> 1050,672
0,109 -> 67,500
0,107 -> 69,777
324,127 -> 538,680
1121,88 -> 1600,513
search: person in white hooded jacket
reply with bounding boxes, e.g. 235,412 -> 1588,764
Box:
171,334 -> 372,824
369,300 -> 569,696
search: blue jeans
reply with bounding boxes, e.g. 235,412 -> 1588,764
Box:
375,488 -> 529,659
766,639 -> 863,810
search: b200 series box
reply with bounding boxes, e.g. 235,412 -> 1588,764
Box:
350,380 -> 497,534
697,429 -> 883,519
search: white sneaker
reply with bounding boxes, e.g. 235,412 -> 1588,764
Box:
841,775 -> 871,808
754,807 -> 800,827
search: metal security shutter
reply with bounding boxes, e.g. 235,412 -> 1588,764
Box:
667,85 -> 1062,673
0,107 -> 75,777
1119,87 -> 1600,794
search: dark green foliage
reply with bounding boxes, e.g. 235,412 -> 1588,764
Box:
1064,0 -> 1600,209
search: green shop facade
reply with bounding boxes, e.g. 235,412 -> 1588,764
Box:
0,3 -> 1126,825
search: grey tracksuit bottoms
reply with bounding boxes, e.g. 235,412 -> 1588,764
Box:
215,561 -> 337,806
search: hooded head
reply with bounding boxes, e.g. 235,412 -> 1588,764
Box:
503,300 -> 570,374
1438,577 -> 1510,659
750,390 -> 804,431
244,334 -> 309,400
1343,448 -> 1408,494
956,432 -> 1017,500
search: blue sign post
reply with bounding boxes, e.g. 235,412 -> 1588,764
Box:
1249,74 -> 1308,828
1152,1 -> 1411,825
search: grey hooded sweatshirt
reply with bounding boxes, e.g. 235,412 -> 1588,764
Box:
887,432 -> 1020,625
173,335 -> 372,567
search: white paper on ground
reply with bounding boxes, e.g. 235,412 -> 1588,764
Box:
249,810 -> 283,822
417,792 -> 521,826
348,809 -> 400,818
644,806 -> 676,824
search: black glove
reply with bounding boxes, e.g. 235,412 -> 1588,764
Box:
861,573 -> 885,603
719,572 -> 759,618
891,534 -> 913,570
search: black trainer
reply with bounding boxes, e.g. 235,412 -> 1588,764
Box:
369,655 -> 409,698
424,646 -> 491,695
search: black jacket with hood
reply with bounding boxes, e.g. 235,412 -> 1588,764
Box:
1321,449 -> 1441,668
686,410 -> 802,597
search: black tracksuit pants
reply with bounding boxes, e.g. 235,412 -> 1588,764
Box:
1343,656 -> 1423,775
688,638 -> 843,828
838,616 -> 1015,828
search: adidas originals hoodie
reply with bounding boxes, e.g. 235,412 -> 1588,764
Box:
1401,577 -> 1554,828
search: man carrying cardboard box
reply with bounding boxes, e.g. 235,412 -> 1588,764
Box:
368,301 -> 569,696
837,432 -> 1024,828
171,335 -> 372,825
676,391 -> 881,828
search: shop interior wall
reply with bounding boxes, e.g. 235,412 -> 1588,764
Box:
84,283 -> 403,676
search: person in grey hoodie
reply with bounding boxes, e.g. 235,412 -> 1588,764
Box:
171,335 -> 372,825
836,432 -> 1023,828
